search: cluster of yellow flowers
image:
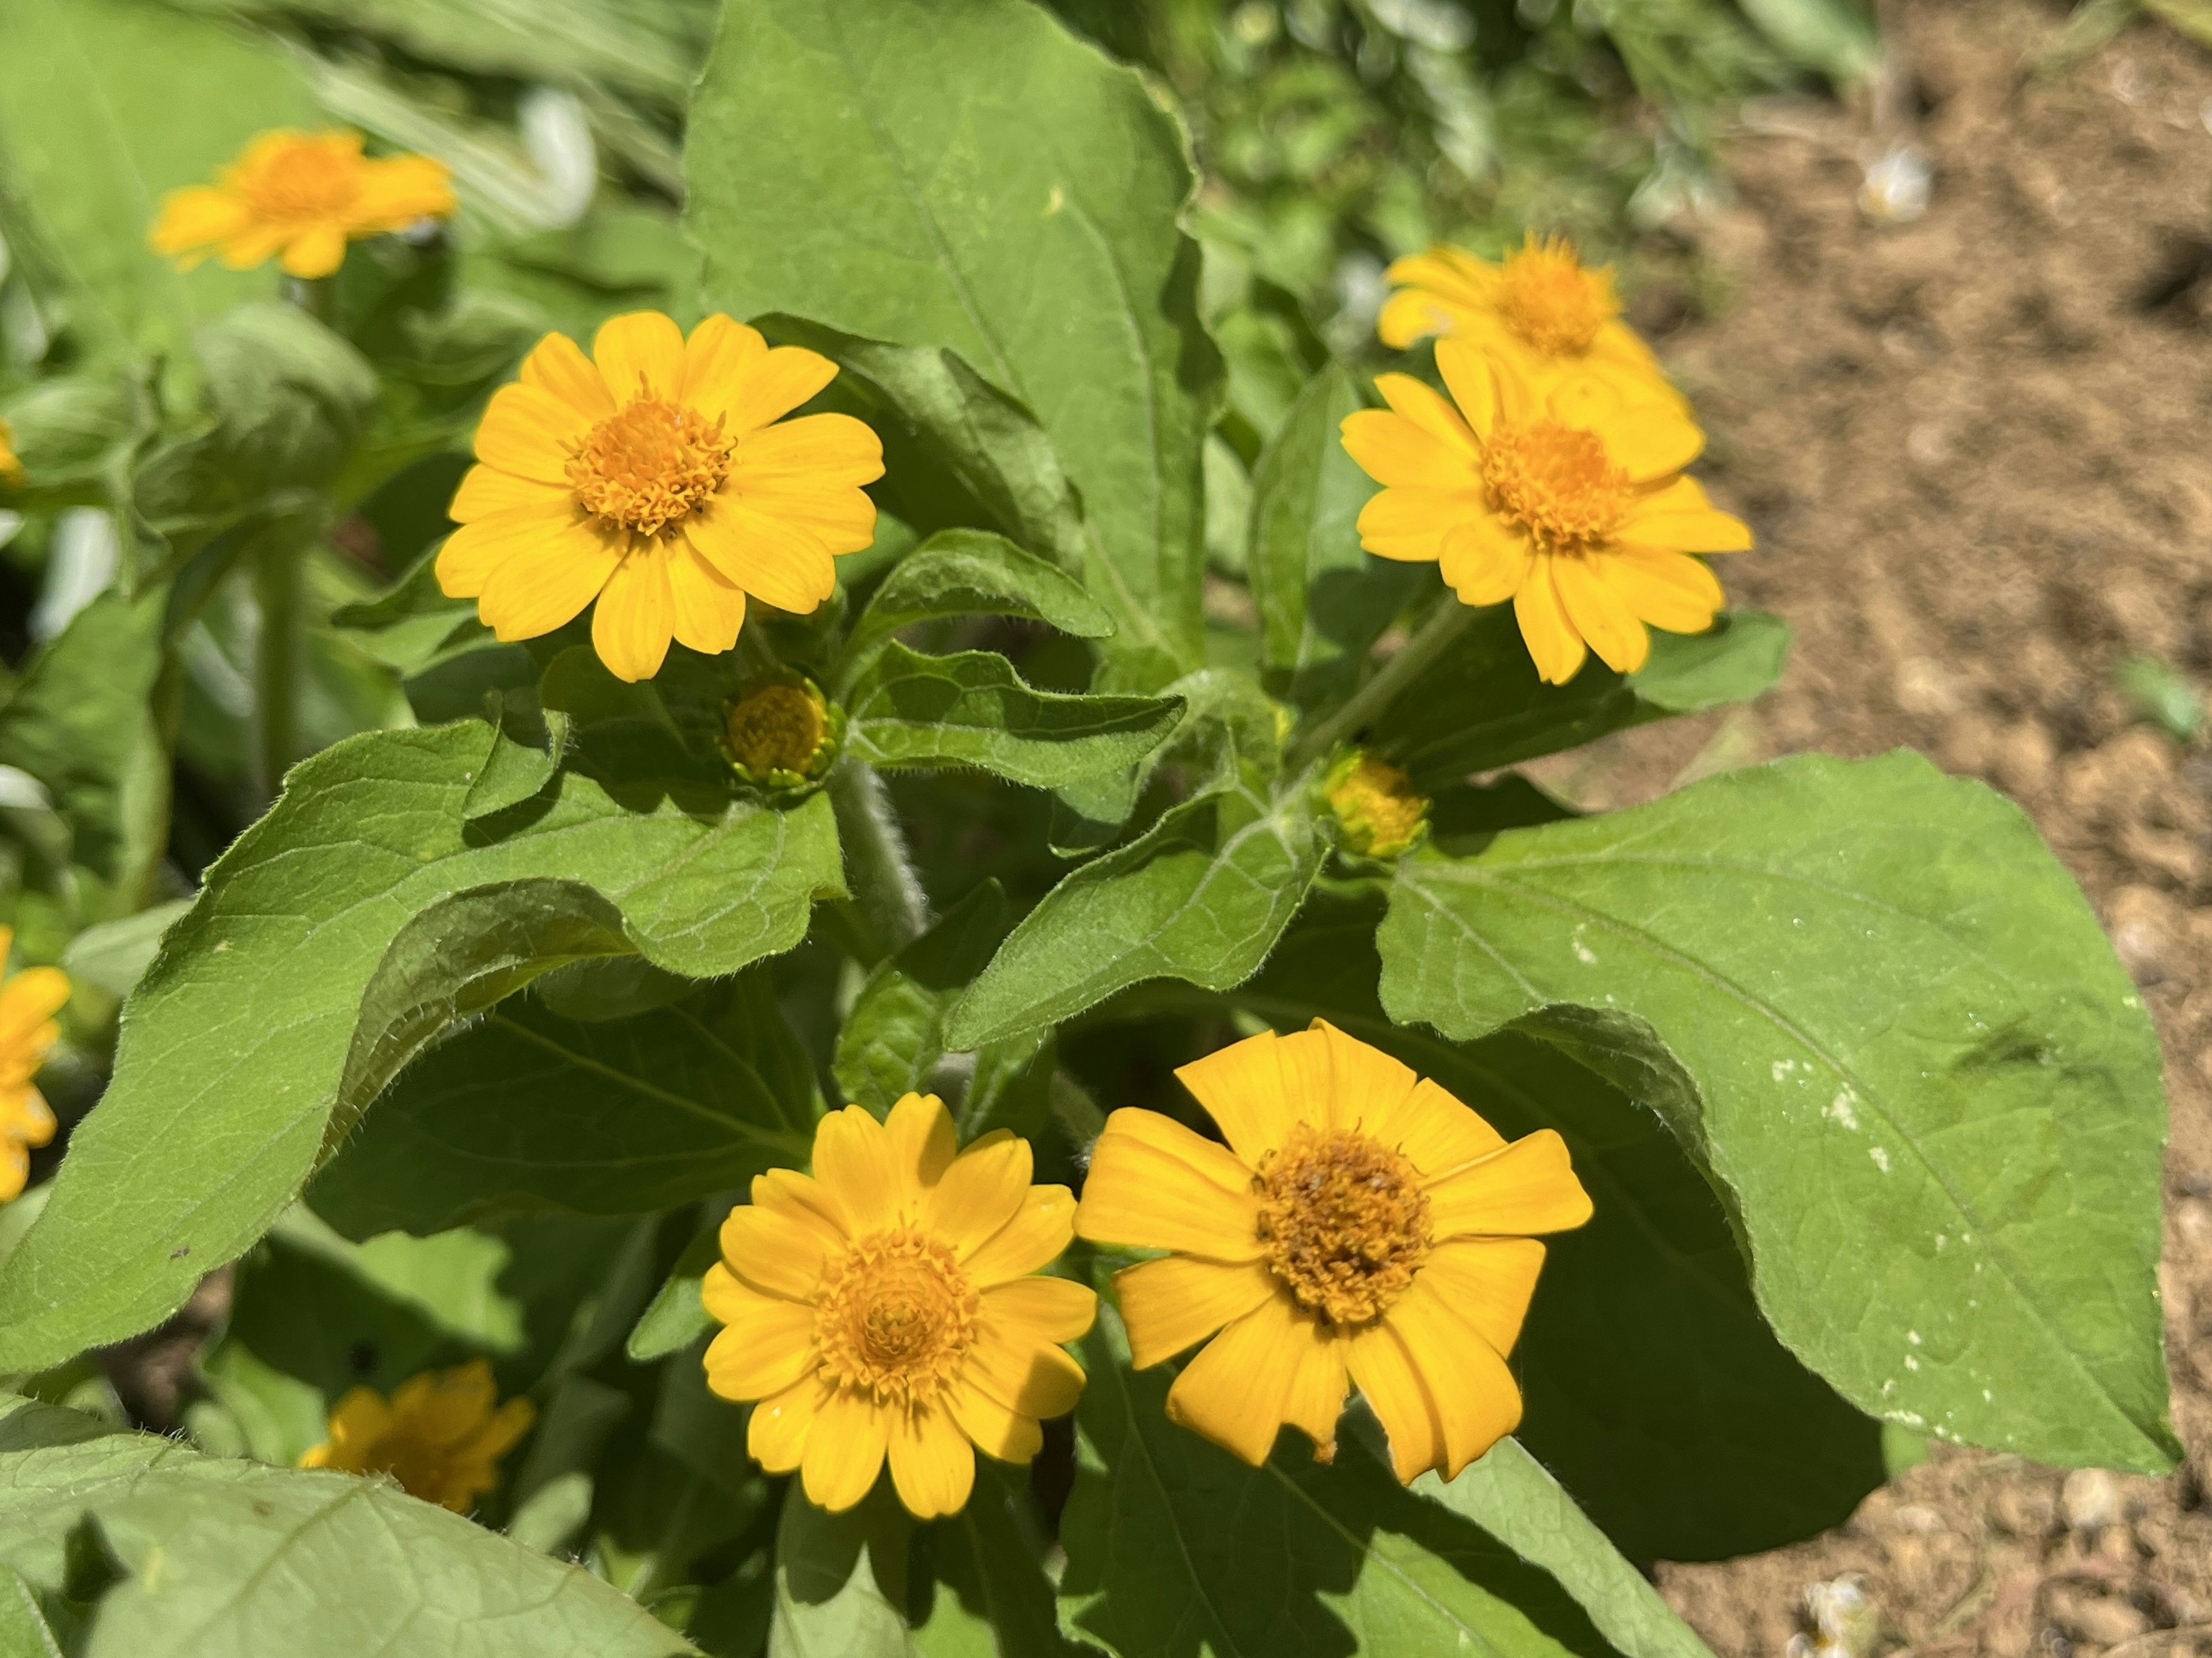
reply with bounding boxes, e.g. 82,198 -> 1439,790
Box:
1349,234 -> 1752,684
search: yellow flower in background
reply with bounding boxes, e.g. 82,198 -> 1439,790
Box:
0,931 -> 66,1203
704,1093 -> 1096,1519
1074,1020 -> 1590,1481
150,130 -> 454,280
438,313 -> 883,682
300,1359 -> 534,1513
1342,339 -> 1753,684
1323,751 -> 1427,860
0,417 -> 21,488
1378,233 -> 1673,398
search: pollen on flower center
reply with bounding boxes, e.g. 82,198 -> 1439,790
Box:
1496,237 -> 1618,355
566,391 -> 734,538
244,146 -> 362,221
815,1229 -> 980,1405
1255,1124 -> 1431,1327
1480,419 -> 1630,553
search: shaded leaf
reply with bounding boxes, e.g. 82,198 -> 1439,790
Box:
840,529 -> 1115,681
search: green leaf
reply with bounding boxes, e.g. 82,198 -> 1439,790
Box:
626,1219 -> 724,1365
1378,752 -> 2175,1473
770,1481 -> 912,1658
844,644 -> 1181,790
59,900 -> 192,1000
0,0 -> 325,358
912,1462 -> 1081,1657
840,529 -> 1115,681
1060,1304 -> 1644,1658
948,768 -> 1323,1048
1736,0 -> 1881,82
835,881 -> 1009,1116
1247,365 -> 1419,712
0,723 -> 843,1372
330,547 -> 491,678
0,1409 -> 694,1656
1371,608 -> 1788,792
310,977 -> 816,1236
687,0 -> 1221,686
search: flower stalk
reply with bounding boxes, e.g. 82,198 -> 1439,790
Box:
827,757 -> 930,958
1288,597 -> 1474,773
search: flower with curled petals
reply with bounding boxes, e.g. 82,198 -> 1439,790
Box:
300,1359 -> 533,1513
437,311 -> 884,682
703,1092 -> 1096,1519
150,130 -> 453,279
1341,339 -> 1753,684
1073,1020 -> 1590,1481
0,928 -> 67,1202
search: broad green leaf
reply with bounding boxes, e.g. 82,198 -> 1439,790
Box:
0,0 -> 324,357
1060,1304 -> 1634,1658
947,768 -> 1323,1048
0,373 -> 147,511
840,529 -> 1115,682
626,1217 -> 724,1365
1379,752 -> 2175,1472
0,722 -> 843,1372
0,587 -> 168,907
0,1410 -> 694,1656
1225,896 -> 1887,1562
310,978 -> 817,1236
1370,608 -> 1788,791
835,881 -> 1009,1115
59,901 -> 192,1000
770,1482 -> 912,1658
330,547 -> 490,678
1247,365 -> 1419,712
844,645 -> 1181,790
912,1462 -> 1080,1657
688,0 -> 1221,686
1736,0 -> 1881,82
0,1566 -> 60,1657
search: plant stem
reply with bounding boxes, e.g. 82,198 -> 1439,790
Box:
828,758 -> 930,956
288,274 -> 341,331
1287,596 -> 1475,771
251,530 -> 302,806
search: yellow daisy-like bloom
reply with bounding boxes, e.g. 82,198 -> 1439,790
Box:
1074,1020 -> 1590,1480
437,313 -> 883,683
1323,751 -> 1427,860
1378,233 -> 1672,398
0,417 -> 21,489
150,130 -> 454,280
299,1359 -> 535,1513
703,1093 -> 1097,1520
724,673 -> 841,788
0,929 -> 66,1203
1342,339 -> 1753,684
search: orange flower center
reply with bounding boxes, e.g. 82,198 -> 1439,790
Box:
567,390 -> 734,538
726,684 -> 827,777
1256,1124 -> 1431,1327
815,1229 -> 979,1406
1480,419 -> 1630,554
1496,237 -> 1618,356
243,142 -> 363,223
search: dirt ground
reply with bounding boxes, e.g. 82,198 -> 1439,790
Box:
1537,1 -> 2212,1652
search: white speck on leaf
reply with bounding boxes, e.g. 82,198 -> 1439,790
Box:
1825,1090 -> 1859,1129
1904,1355 -> 1919,1370
1046,184 -> 1066,214
1772,1059 -> 1796,1082
1907,1330 -> 1921,1345
1571,936 -> 1597,965
1869,1146 -> 1891,1173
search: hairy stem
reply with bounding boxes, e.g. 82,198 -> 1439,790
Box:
1287,595 -> 1475,771
250,530 -> 303,806
828,758 -> 930,957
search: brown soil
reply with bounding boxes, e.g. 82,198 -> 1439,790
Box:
1535,1 -> 2212,1652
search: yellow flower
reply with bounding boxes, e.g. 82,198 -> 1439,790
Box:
0,931 -> 65,1203
437,313 -> 883,683
300,1359 -> 534,1513
1073,1020 -> 1590,1481
0,417 -> 21,488
724,673 -> 841,788
150,130 -> 454,280
1341,340 -> 1753,684
1378,233 -> 1672,397
1323,751 -> 1427,859
703,1093 -> 1096,1519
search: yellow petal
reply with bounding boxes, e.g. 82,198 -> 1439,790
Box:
1603,549 -> 1726,634
1551,553 -> 1651,676
681,500 -> 836,615
727,346 -> 839,434
666,542 -> 749,657
888,1402 -> 976,1519
1072,1107 -> 1261,1262
1279,1321 -> 1351,1459
475,382 -> 592,484
927,1130 -> 1032,1253
352,154 -> 456,230
1163,1293 -> 1308,1466
149,185 -> 250,255
1384,1278 -> 1522,1477
802,1387 -> 892,1512
592,311 -> 686,403
681,314 -> 768,409
1513,562 -> 1587,685
885,1091 -> 959,1194
720,1202 -> 832,1300
702,1269 -> 819,1400
435,500 -> 592,599
475,529 -> 623,640
728,485 -> 879,558
1425,1129 -> 1593,1239
1617,484 -> 1754,555
1304,1021 -> 1420,1143
1435,339 -> 1509,438
279,223 -> 349,280
0,968 -> 69,1041
961,1321 -> 1086,1418
1172,1029 -> 1296,1163
1415,1237 -> 1547,1358
1339,409 -> 1478,491
1387,1079 -> 1508,1183
752,1168 -> 853,1253
813,1103 -> 907,1234
1270,1024 -> 1337,1129
979,1275 -> 1096,1347
749,1373 -> 829,1473
731,412 -> 884,488
1591,400 -> 1705,484
1438,515 -> 1533,607
1346,1321 -> 1445,1483
1355,487 -> 1466,565
1377,285 -> 1464,350
1374,371 -> 1481,449
944,1377 -> 1043,1463
519,332 -> 613,421
963,1185 -> 1077,1288
449,465 -> 567,526
1113,1254 -> 1276,1369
